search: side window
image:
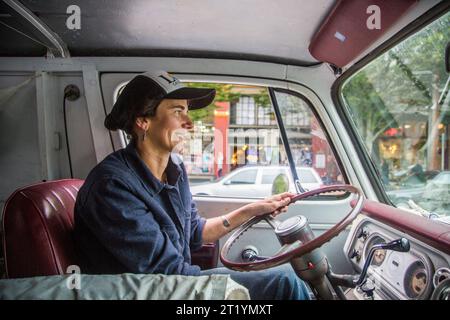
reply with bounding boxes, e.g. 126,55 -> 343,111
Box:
114,81 -> 345,197
184,83 -> 345,198
274,90 -> 345,188
185,83 -> 290,198
295,168 -> 321,184
226,169 -> 257,185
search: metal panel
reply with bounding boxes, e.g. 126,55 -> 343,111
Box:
36,71 -> 58,179
82,65 -> 113,162
0,73 -> 41,213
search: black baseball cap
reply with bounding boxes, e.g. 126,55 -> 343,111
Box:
104,70 -> 216,131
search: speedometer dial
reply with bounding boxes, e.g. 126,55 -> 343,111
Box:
373,248 -> 386,266
404,261 -> 428,299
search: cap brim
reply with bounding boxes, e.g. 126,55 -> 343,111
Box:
165,87 -> 216,110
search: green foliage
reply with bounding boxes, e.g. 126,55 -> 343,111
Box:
188,104 -> 215,123
185,82 -> 241,122
341,12 -> 450,157
253,93 -> 271,108
185,82 -> 241,103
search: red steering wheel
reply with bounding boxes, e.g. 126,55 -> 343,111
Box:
220,184 -> 364,271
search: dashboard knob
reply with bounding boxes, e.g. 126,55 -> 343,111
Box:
384,238 -> 410,252
357,229 -> 369,240
241,246 -> 259,262
350,249 -> 361,261
360,280 -> 375,299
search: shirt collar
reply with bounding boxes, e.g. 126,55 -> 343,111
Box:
123,142 -> 183,196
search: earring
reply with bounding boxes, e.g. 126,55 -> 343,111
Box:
143,129 -> 147,141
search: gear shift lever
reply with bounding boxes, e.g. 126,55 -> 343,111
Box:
327,237 -> 410,299
355,237 -> 410,286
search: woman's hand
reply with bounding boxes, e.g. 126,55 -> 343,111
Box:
241,192 -> 296,219
202,192 -> 296,244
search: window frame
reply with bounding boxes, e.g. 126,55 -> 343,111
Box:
270,87 -> 349,195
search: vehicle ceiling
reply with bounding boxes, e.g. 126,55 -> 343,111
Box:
0,0 -> 335,65
0,0 -> 446,69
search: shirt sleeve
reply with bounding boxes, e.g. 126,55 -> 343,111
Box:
188,194 -> 207,251
78,177 -> 201,276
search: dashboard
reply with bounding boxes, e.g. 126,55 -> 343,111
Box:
344,216 -> 450,300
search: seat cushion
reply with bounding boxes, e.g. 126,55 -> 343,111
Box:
2,178 -> 219,278
2,179 -> 84,278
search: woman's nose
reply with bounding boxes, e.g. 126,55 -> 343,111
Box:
183,115 -> 194,130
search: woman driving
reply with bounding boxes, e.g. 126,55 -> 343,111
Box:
73,70 -> 310,300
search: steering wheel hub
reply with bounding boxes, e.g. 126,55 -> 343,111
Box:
275,216 -> 315,245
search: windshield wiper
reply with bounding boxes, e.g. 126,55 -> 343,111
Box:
407,199 -> 439,220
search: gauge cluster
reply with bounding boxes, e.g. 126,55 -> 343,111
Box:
344,217 -> 450,300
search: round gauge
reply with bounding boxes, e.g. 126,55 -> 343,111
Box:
373,248 -> 387,266
365,236 -> 386,266
433,267 -> 450,288
404,261 -> 428,299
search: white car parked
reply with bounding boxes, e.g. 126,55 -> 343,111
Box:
189,166 -> 323,198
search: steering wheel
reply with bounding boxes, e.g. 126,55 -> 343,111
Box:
220,184 -> 364,272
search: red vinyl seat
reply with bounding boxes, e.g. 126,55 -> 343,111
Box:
2,179 -> 218,279
2,179 -> 84,278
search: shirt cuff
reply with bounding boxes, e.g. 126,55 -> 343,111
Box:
191,216 -> 207,251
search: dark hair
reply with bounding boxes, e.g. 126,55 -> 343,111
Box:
104,75 -> 165,140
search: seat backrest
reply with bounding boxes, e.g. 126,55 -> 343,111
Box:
2,179 -> 84,278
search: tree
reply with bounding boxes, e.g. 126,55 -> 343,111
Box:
342,71 -> 398,158
185,82 -> 241,123
341,12 -> 450,171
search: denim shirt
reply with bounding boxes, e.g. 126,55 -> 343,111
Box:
73,142 -> 206,276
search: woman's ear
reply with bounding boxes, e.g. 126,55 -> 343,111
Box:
135,116 -> 150,131
134,116 -> 151,141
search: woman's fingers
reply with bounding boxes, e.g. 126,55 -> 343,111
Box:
267,192 -> 294,201
268,197 -> 290,211
270,203 -> 290,217
267,198 -> 291,215
280,197 -> 292,206
252,192 -> 295,217
273,206 -> 288,216
280,192 -> 296,199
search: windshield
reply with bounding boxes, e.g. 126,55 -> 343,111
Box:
341,12 -> 450,220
